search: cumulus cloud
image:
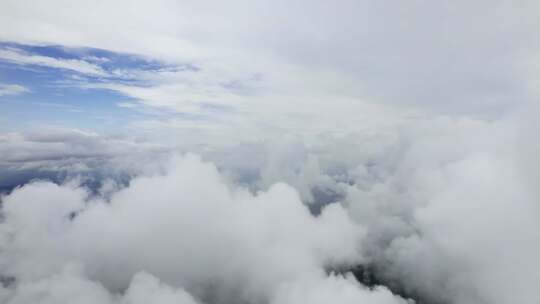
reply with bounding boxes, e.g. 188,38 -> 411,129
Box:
1,266 -> 199,304
2,103 -> 539,303
0,127 -> 177,198
340,104 -> 540,304
1,106 -> 540,304
0,154 -> 411,304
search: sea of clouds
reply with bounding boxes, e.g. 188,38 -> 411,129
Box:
1,102 -> 539,304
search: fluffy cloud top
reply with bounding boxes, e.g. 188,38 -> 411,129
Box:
0,154 -> 409,304
2,103 -> 540,304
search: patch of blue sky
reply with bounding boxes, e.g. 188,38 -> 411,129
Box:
0,83 -> 137,131
0,42 -> 197,131
0,42 -> 172,69
0,42 -> 198,84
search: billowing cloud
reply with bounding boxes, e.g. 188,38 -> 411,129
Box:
0,154 -> 410,304
1,1 -> 540,303
1,266 -> 199,304
1,103 -> 539,303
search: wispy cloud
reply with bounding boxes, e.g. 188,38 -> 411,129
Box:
0,83 -> 29,96
0,47 -> 107,76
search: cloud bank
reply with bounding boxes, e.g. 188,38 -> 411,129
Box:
0,154 -> 409,304
1,103 -> 539,304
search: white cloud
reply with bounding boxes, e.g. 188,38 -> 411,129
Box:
1,104 -> 540,303
0,47 -> 106,76
0,83 -> 28,97
272,273 -> 407,304
341,104 -> 540,304
0,154 -> 410,304
1,265 -> 199,304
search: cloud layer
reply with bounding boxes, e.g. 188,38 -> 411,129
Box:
0,155 -> 409,304
3,0 -> 540,138
1,1 -> 540,303
1,103 -> 539,303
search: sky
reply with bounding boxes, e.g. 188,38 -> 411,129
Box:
1,1 -> 540,304
2,0 -> 538,138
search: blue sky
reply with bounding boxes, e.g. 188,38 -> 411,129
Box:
0,43 -> 187,132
